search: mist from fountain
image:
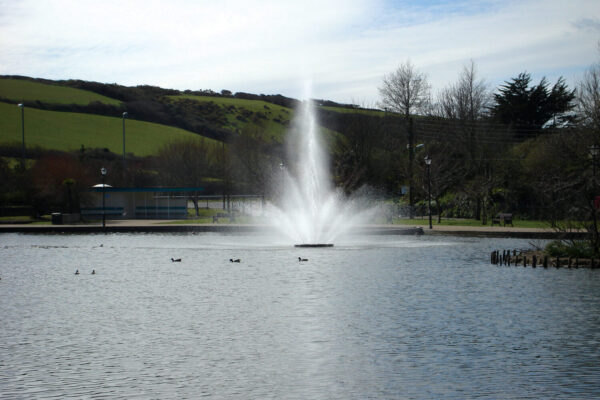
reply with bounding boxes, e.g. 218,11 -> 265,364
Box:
267,96 -> 376,245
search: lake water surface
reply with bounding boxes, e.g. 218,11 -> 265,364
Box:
1,233 -> 600,399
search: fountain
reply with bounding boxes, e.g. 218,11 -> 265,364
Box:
268,96 -> 375,246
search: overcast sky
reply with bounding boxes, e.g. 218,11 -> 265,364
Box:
1,0 -> 599,105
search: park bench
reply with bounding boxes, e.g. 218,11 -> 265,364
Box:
491,213 -> 513,226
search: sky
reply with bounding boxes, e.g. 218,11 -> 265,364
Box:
0,0 -> 599,105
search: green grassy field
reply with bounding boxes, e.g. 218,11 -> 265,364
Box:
0,102 -> 218,156
0,78 -> 121,106
319,106 -> 386,116
395,217 -> 550,228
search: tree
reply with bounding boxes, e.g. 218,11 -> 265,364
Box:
491,72 -> 576,137
229,125 -> 281,209
379,61 -> 431,116
28,154 -> 93,215
435,61 -> 494,219
436,61 -> 490,122
155,139 -> 215,216
578,61 -> 600,132
379,61 -> 431,216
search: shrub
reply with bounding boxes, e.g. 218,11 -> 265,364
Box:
545,240 -> 594,258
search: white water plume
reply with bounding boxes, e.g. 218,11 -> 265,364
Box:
267,96 -> 376,244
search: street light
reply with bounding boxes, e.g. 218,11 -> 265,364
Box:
101,167 -> 107,228
122,112 -> 128,170
424,155 -> 432,229
17,103 -> 25,170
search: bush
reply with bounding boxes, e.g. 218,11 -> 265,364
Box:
545,240 -> 594,258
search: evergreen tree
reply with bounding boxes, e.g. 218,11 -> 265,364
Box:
492,72 -> 575,137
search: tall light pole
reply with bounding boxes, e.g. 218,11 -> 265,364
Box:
17,103 -> 25,170
424,155 -> 432,229
101,167 -> 107,228
122,112 -> 128,171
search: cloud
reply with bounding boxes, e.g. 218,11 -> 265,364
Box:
0,0 -> 598,104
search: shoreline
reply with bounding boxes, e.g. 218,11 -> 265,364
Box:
0,220 -> 586,239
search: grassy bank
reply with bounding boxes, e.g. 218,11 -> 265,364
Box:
0,78 -> 121,106
0,102 -> 218,156
395,217 -> 550,229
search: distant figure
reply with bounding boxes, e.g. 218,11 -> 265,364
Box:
91,270 -> 96,275
298,257 -> 308,262
171,258 -> 182,262
75,270 -> 80,275
230,259 -> 241,263
99,244 -> 103,247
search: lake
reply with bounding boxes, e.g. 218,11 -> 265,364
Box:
1,233 -> 600,399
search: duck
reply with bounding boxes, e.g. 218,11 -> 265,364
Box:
171,258 -> 182,262
75,269 -> 80,275
230,258 -> 241,263
298,257 -> 308,262
91,270 -> 96,275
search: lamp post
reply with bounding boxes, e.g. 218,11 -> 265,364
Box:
17,103 -> 25,170
424,155 -> 432,229
101,167 -> 107,228
122,112 -> 128,171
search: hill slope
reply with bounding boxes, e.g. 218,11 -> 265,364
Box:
0,102 -> 216,156
0,77 -> 122,106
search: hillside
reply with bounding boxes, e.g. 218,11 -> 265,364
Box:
0,76 -> 376,158
0,77 -> 121,106
0,101 -> 217,156
166,94 -> 294,142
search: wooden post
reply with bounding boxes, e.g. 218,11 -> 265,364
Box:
575,258 -> 579,268
568,257 -> 572,268
523,256 -> 527,267
532,255 -> 537,268
556,256 -> 560,268
543,256 -> 548,268
507,255 -> 511,266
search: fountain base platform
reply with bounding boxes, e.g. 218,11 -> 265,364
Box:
294,244 -> 334,248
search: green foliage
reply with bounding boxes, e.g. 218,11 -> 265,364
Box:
491,72 -> 575,136
545,240 -> 594,258
167,94 -> 293,142
0,78 -> 121,105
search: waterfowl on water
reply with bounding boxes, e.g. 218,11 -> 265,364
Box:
171,258 -> 182,262
230,259 -> 241,263
91,270 -> 96,275
298,257 -> 308,262
75,270 -> 80,275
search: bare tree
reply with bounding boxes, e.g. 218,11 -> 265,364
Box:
578,61 -> 600,132
379,61 -> 431,216
436,60 -> 490,121
156,138 -> 216,216
379,61 -> 431,116
434,61 -> 494,220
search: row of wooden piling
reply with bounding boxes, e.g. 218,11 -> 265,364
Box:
490,249 -> 599,269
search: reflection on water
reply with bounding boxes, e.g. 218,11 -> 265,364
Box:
1,233 -> 600,399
